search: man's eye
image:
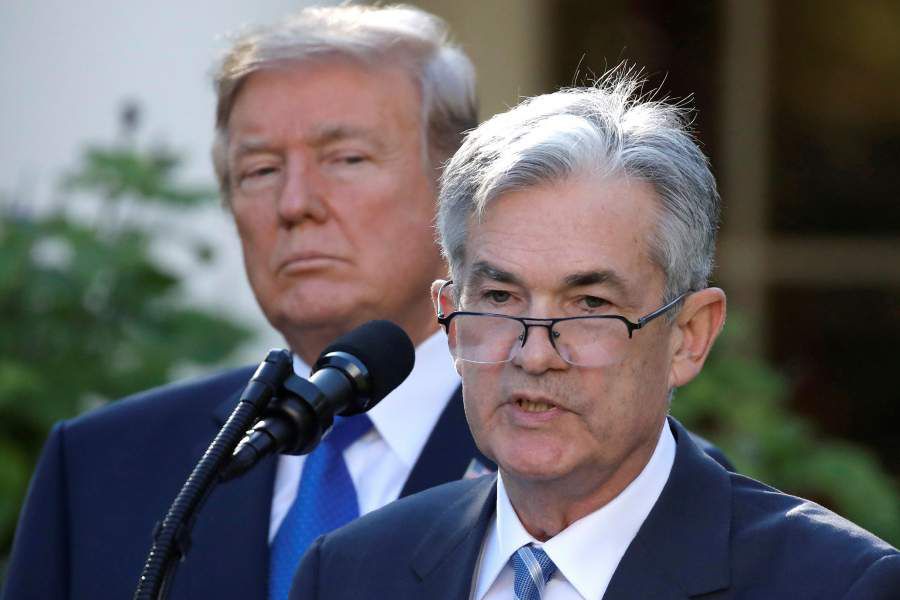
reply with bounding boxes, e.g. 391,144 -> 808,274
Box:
236,166 -> 280,192
581,296 -> 608,309
242,166 -> 278,180
330,153 -> 368,166
485,290 -> 511,303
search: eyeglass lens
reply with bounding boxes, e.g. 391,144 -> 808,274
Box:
448,314 -> 628,367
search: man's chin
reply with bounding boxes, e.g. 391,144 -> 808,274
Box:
264,284 -> 363,321
496,446 -> 571,484
271,306 -> 361,334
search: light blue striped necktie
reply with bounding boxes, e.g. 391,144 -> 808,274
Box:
268,413 -> 373,600
512,544 -> 558,600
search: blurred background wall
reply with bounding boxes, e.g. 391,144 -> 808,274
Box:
1,0 -> 335,359
1,0 -> 898,574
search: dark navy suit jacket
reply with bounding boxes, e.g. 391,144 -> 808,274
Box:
290,418 -> 900,600
1,367 -> 489,599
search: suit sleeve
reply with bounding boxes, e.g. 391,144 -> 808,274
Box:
842,553 -> 900,600
289,535 -> 324,600
2,423 -> 70,600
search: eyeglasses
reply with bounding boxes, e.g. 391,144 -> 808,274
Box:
435,280 -> 688,368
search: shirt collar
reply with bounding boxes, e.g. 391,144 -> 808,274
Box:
480,419 -> 676,600
292,329 -> 459,468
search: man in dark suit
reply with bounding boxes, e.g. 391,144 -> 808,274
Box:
2,7 -> 729,600
3,6 -> 487,600
290,75 -> 900,599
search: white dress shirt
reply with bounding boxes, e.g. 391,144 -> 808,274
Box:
268,329 -> 460,541
473,420 -> 676,600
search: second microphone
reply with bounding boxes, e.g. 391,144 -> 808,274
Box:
221,319 -> 415,481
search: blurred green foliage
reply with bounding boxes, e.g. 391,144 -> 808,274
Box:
0,110 -> 250,577
673,314 -> 900,546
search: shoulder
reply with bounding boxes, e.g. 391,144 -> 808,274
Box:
728,473 -> 899,595
687,431 -> 734,471
4,366 -> 258,600
730,472 -> 895,553
45,366 -> 254,475
62,365 -> 253,437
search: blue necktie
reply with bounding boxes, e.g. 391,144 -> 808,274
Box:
268,413 -> 373,600
512,544 -> 558,600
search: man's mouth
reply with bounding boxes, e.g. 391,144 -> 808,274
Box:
514,398 -> 556,413
278,252 -> 342,273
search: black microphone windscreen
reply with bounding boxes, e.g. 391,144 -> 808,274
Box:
321,320 -> 415,402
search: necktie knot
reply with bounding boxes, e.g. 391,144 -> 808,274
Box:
512,544 -> 558,600
322,413 -> 373,453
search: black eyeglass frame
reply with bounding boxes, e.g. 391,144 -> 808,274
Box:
435,279 -> 689,351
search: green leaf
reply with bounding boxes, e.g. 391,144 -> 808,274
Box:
63,146 -> 217,207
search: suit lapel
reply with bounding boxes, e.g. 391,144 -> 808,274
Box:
603,417 -> 731,599
601,540 -> 693,600
401,385 -> 496,497
411,475 -> 498,600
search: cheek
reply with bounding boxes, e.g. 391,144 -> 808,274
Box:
329,199 -> 390,261
632,342 -> 673,394
461,382 -> 502,463
362,172 -> 435,239
606,351 -> 672,431
238,226 -> 273,273
459,366 -> 500,432
233,205 -> 270,247
233,210 -> 279,284
573,367 -> 637,427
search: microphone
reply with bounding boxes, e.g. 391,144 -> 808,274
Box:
220,320 -> 415,480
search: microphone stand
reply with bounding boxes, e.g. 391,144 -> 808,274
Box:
133,350 -> 294,600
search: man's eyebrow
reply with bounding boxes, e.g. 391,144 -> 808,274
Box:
466,261 -> 523,286
562,269 -> 628,292
231,136 -> 275,159
230,125 -> 384,159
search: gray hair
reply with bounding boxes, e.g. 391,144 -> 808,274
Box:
211,3 -> 477,200
437,72 -> 720,303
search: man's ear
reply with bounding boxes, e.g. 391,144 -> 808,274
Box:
668,287 -> 726,389
432,280 -> 464,374
430,280 -> 447,315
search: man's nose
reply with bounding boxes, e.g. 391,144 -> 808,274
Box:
510,323 -> 568,374
277,158 -> 329,225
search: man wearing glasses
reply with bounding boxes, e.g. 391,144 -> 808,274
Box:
289,75 -> 899,599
